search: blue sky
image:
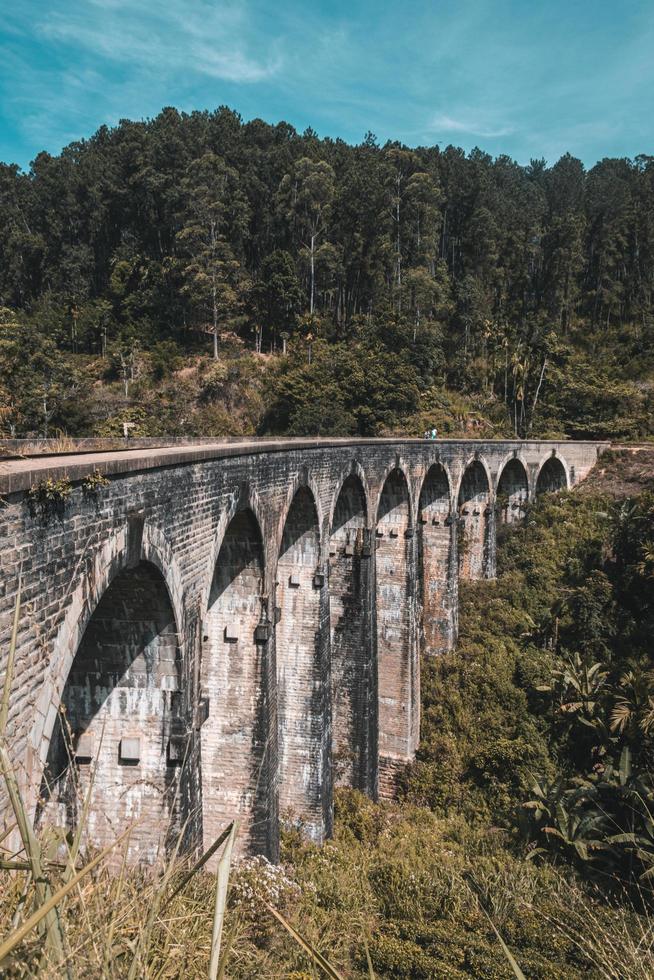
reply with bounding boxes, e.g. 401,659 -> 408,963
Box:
1,0 -> 652,171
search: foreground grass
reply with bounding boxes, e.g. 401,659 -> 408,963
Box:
2,794 -> 653,978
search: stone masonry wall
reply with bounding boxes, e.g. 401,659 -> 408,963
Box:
0,437 -> 608,863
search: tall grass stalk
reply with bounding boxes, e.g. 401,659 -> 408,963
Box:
0,578 -> 71,974
263,900 -> 347,980
0,825 -> 133,968
209,820 -> 238,980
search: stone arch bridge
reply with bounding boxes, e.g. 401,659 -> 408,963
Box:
0,437 -> 607,863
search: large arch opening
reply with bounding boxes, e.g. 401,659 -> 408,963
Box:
536,456 -> 568,494
375,469 -> 416,797
458,460 -> 491,580
329,475 -> 374,793
37,561 -> 182,864
202,509 -> 269,856
418,464 -> 454,653
497,458 -> 529,524
276,487 -> 326,838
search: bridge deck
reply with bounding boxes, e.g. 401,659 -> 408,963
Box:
0,437 -> 609,495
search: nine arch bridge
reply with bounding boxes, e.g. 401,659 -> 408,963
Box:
0,437 -> 607,863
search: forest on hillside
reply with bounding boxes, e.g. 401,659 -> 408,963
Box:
1,105 -> 654,440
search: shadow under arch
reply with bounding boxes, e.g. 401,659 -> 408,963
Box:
418,463 -> 455,653
457,459 -> 492,580
200,483 -> 269,616
329,473 -> 375,794
275,485 -> 328,841
201,507 -> 271,857
536,455 -> 568,494
37,558 -> 183,866
497,457 -> 529,524
328,461 -> 371,532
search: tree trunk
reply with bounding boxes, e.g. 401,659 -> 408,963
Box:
528,357 -> 548,435
212,277 -> 219,361
310,233 -> 316,315
396,181 -> 402,312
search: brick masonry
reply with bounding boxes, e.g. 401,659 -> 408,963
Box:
0,437 -> 608,864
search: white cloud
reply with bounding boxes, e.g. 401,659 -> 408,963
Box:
428,113 -> 514,140
36,0 -> 281,84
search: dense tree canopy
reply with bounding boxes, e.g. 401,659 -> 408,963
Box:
1,106 -> 653,438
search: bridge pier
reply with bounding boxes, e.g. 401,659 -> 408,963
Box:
200,508 -> 271,857
275,487 -> 331,842
375,469 -> 419,798
328,476 -> 376,796
458,459 -> 494,581
418,464 -> 456,653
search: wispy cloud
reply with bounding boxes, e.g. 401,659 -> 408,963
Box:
37,0 -> 282,83
428,112 -> 514,140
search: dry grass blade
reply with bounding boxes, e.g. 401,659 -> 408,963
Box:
0,569 -> 21,737
0,824 -> 133,968
161,821 -> 233,913
209,820 -> 238,980
0,822 -> 17,849
263,901 -> 346,980
0,578 -> 70,974
0,859 -> 33,871
215,918 -> 238,980
480,909 -> 527,980
464,879 -> 526,980
126,822 -> 186,980
62,728 -> 102,885
101,839 -> 130,977
363,932 -> 376,979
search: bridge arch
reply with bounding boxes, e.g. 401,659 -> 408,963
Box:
34,525 -> 185,864
373,459 -> 416,529
536,453 -> 569,494
275,485 -> 328,840
328,460 -> 371,530
418,463 -> 455,653
201,506 -> 270,856
277,469 -> 326,564
329,472 -> 374,793
457,457 -> 493,580
413,456 -> 455,519
201,483 -> 268,613
496,455 -> 529,524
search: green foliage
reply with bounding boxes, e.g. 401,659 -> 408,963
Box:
2,112 -> 654,437
0,308 -> 92,437
27,476 -> 73,520
82,469 -> 110,494
262,338 -> 420,435
403,479 -> 654,900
